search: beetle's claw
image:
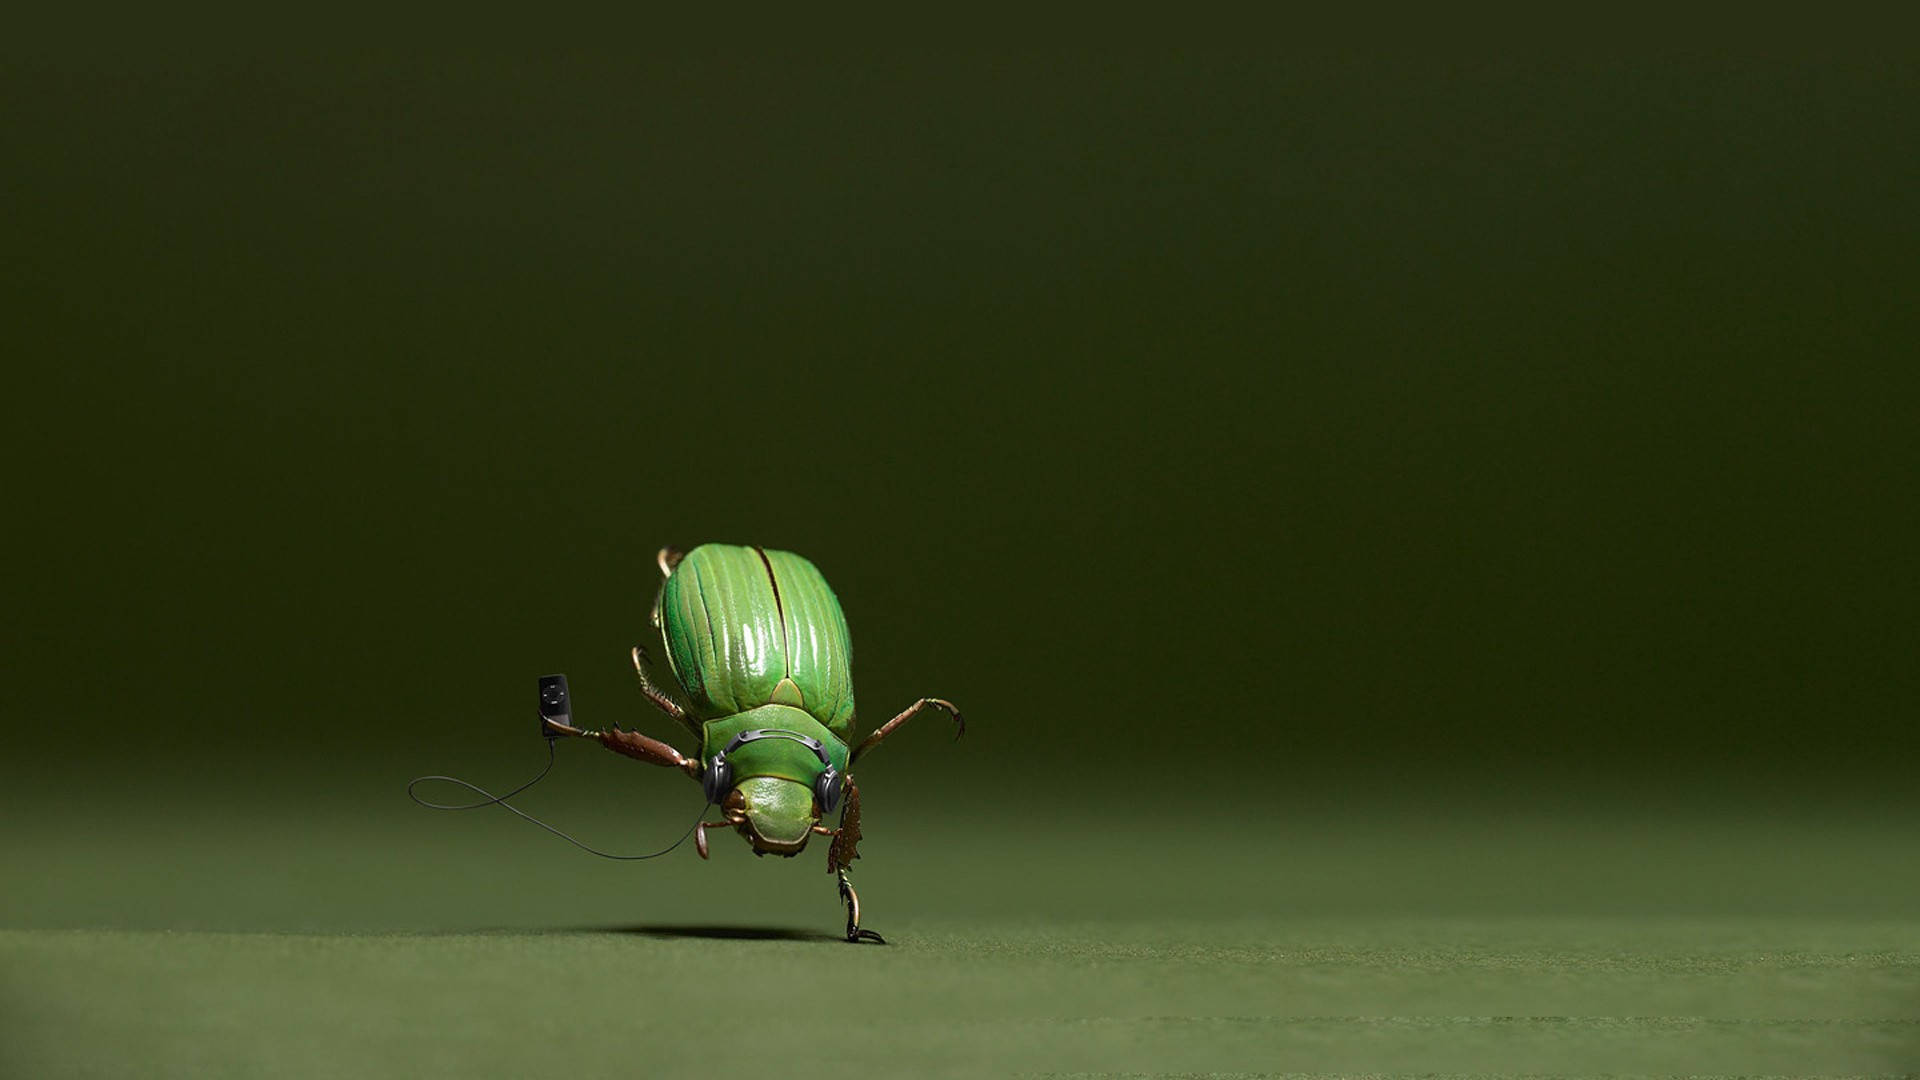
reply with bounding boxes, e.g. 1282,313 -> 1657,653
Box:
933,699 -> 965,741
837,871 -> 885,944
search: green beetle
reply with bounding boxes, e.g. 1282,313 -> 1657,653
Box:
541,543 -> 963,943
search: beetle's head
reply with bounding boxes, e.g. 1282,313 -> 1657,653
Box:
723,777 -> 820,857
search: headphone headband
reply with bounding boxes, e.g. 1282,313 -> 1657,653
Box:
705,728 -> 844,813
722,728 -> 830,763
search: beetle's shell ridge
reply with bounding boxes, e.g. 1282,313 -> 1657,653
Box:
658,544 -> 856,739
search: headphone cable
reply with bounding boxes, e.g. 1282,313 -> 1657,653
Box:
408,738 -> 709,860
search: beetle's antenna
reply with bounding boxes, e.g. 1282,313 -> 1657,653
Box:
408,741 -> 710,861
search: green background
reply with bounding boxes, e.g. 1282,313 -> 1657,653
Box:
3,45 -> 1916,1076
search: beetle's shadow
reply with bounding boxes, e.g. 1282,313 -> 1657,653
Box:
574,923 -> 843,943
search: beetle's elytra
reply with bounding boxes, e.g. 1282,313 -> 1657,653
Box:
546,543 -> 964,943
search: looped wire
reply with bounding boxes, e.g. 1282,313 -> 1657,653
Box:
408,737 -> 707,860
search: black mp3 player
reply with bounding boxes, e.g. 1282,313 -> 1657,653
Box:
538,674 -> 571,736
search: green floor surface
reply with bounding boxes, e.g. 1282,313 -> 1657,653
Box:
4,774 -> 1917,1077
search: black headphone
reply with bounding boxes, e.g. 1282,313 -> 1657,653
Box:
702,728 -> 844,812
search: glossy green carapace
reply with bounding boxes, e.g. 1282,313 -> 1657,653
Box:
658,544 -> 857,737
656,544 -> 856,851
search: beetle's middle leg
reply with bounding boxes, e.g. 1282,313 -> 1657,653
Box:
630,644 -> 701,741
850,698 -> 965,763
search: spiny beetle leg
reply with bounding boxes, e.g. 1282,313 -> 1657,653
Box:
837,870 -> 886,944
591,726 -> 697,775
630,645 -> 698,738
827,776 -> 864,874
850,698 -> 965,763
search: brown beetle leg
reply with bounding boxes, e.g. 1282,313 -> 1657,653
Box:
850,698 -> 965,764
656,547 -> 685,576
630,644 -> 701,740
582,725 -> 702,780
826,779 -> 883,942
630,646 -> 687,721
649,547 -> 685,630
826,776 -> 864,874
837,870 -> 884,944
542,711 -> 697,776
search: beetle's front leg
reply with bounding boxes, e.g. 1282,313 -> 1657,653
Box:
850,698 -> 965,763
827,775 -> 865,873
825,777 -> 883,943
544,716 -> 701,779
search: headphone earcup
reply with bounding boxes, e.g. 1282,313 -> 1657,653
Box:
702,753 -> 731,805
815,766 -> 843,814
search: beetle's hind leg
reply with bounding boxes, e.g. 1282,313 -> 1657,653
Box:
656,546 -> 684,577
648,548 -> 684,631
837,869 -> 885,944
